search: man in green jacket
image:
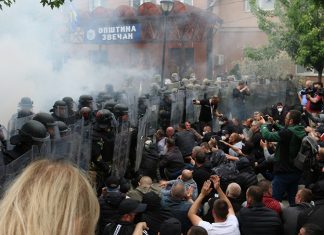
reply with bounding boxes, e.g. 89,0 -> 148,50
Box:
259,110 -> 306,205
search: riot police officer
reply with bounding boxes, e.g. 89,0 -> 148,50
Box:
62,97 -> 78,125
0,120 -> 49,165
50,100 -> 68,123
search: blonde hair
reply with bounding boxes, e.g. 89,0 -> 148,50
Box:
0,159 -> 99,235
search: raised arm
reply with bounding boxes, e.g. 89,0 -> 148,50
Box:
188,180 -> 212,225
210,175 -> 235,215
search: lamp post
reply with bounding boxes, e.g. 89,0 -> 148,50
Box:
160,0 -> 174,88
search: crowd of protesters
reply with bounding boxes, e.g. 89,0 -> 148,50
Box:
1,78 -> 324,235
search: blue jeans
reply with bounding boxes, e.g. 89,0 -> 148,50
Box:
272,173 -> 301,205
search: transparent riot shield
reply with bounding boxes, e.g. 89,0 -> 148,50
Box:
111,121 -> 132,179
49,118 -> 92,170
1,145 -> 39,191
147,96 -> 160,136
185,89 -> 196,123
206,85 -> 220,98
7,113 -> 34,141
72,119 -> 92,170
123,88 -> 138,128
0,125 -> 8,151
170,90 -> 185,128
135,112 -> 149,172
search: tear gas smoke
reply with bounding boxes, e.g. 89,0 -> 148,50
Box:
0,0 -> 158,128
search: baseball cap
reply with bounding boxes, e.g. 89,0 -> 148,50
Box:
118,198 -> 147,215
142,192 -> 161,210
105,176 -> 120,190
160,218 -> 182,235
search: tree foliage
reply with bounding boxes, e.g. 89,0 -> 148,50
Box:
240,51 -> 294,81
0,0 -> 66,10
249,0 -> 324,81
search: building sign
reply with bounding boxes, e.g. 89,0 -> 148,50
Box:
83,23 -> 141,44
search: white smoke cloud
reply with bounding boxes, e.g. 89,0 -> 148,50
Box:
0,0 -> 157,128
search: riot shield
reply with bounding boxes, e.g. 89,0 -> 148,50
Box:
124,88 -> 138,127
111,121 -> 132,179
50,118 -> 92,170
0,125 -> 8,151
170,90 -> 185,128
7,113 -> 34,141
147,96 -> 160,136
185,89 -> 196,123
135,112 -> 149,172
0,145 -> 39,192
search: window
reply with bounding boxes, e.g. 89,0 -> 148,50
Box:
244,0 -> 251,12
258,0 -> 275,11
180,0 -> 193,5
296,65 -> 320,77
131,0 -> 156,8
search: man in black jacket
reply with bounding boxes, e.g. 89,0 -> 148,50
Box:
237,185 -> 282,235
103,198 -> 147,235
174,123 -> 197,160
159,138 -> 185,180
282,188 -> 313,235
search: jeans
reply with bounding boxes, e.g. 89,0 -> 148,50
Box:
272,172 -> 301,205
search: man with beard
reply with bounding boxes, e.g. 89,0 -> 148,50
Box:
260,110 -> 306,205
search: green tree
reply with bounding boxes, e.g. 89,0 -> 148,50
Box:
249,0 -> 324,81
0,0 -> 65,9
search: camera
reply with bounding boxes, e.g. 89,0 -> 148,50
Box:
264,115 -> 270,121
301,88 -> 315,96
193,99 -> 197,104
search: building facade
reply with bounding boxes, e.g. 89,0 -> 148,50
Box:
66,0 -> 271,80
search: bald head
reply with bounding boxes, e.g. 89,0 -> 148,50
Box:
171,182 -> 185,199
166,127 -> 175,137
139,176 -> 152,187
305,80 -> 312,88
181,169 -> 193,182
226,183 -> 241,198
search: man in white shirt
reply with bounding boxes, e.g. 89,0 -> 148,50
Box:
188,175 -> 240,235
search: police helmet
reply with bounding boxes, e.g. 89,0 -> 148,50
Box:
33,112 -> 56,128
18,120 -> 49,142
103,100 -> 117,112
95,109 -> 114,128
62,97 -> 74,105
56,121 -> 70,135
18,97 -> 33,109
78,95 -> 93,109
113,104 -> 128,117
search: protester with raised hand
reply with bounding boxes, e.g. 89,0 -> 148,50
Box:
187,175 -> 240,235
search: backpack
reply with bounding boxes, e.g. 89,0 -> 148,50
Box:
211,161 -> 239,185
294,136 -> 318,171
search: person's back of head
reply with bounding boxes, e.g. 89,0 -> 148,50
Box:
296,188 -> 313,204
257,179 -> 272,195
159,218 -> 182,235
287,110 -> 301,125
0,159 -> 99,235
195,151 -> 206,165
139,176 -> 153,188
212,199 -> 229,222
188,225 -> 208,235
226,183 -> 241,199
246,185 -> 263,204
166,137 -> 175,148
171,182 -> 185,200
181,169 -> 193,182
299,223 -> 323,235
